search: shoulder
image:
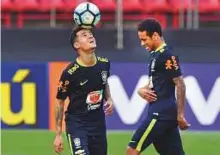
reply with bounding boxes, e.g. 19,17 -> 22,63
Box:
62,61 -> 80,76
159,46 -> 179,60
97,56 -> 109,63
97,56 -> 110,70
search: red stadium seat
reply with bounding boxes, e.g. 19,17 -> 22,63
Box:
169,0 -> 194,29
62,0 -> 77,11
139,0 -> 169,29
1,0 -> 13,28
12,0 -> 41,28
123,0 -> 142,12
1,0 -> 13,11
13,0 -> 40,11
170,0 -> 220,28
55,0 -> 93,24
91,0 -> 116,12
198,0 -> 220,13
90,0 -> 116,22
142,0 -> 170,13
62,0 -> 90,12
198,0 -> 220,24
14,0 -> 75,28
168,0 -> 194,13
40,0 -> 67,11
40,0 -> 83,12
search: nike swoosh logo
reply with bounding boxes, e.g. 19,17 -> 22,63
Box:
80,80 -> 88,86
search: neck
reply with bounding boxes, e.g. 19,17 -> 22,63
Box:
154,38 -> 165,51
77,52 -> 97,67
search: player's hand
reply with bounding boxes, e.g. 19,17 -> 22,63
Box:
138,87 -> 157,102
178,115 -> 191,130
54,135 -> 63,154
104,99 -> 114,115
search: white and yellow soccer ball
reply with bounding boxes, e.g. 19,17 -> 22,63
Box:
73,2 -> 101,28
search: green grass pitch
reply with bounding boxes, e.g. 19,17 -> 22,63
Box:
1,130 -> 220,155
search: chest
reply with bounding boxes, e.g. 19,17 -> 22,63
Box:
71,66 -> 108,92
149,55 -> 164,75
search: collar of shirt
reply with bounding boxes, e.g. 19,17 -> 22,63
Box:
155,42 -> 167,52
150,42 -> 167,58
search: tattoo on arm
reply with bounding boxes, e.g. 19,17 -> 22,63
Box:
173,76 -> 186,116
105,83 -> 112,101
55,99 -> 64,135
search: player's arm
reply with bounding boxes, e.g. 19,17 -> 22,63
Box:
173,75 -> 190,130
104,82 -> 113,101
104,82 -> 114,115
138,81 -> 157,102
55,72 -> 70,134
167,56 -> 186,117
173,76 -> 186,119
55,99 -> 65,135
54,99 -> 65,153
164,55 -> 190,130
104,62 -> 113,115
142,83 -> 149,89
54,71 -> 70,153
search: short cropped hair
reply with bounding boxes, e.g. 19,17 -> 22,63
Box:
69,26 -> 87,48
138,18 -> 162,37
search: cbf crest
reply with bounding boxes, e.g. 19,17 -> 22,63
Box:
73,138 -> 81,148
101,71 -> 108,84
151,59 -> 156,72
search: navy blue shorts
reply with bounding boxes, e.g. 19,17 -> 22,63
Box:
128,117 -> 185,155
66,132 -> 107,155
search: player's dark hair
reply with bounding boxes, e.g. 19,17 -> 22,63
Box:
69,26 -> 92,50
138,18 -> 162,37
69,26 -> 84,49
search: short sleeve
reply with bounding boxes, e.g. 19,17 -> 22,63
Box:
56,71 -> 71,100
163,55 -> 182,78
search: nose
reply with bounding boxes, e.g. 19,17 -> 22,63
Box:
88,33 -> 93,37
88,34 -> 94,39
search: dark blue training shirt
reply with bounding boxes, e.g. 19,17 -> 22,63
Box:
148,43 -> 182,120
56,56 -> 110,135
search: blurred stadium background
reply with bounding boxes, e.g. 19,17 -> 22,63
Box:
1,0 -> 220,155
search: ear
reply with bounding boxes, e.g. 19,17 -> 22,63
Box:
152,32 -> 158,41
74,42 -> 80,49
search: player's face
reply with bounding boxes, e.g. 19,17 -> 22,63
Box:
138,31 -> 157,52
75,29 -> 96,52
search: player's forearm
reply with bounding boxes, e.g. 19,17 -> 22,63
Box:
173,76 -> 186,117
143,81 -> 151,89
105,83 -> 113,101
142,84 -> 149,89
55,99 -> 65,135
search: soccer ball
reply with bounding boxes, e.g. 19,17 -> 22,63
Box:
73,2 -> 101,28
